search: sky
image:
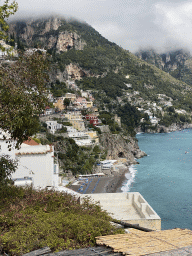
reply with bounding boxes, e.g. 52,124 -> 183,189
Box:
5,0 -> 192,53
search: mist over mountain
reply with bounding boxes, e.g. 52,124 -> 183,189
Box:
136,48 -> 192,87
8,16 -> 192,132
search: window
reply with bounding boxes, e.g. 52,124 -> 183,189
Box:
54,164 -> 57,174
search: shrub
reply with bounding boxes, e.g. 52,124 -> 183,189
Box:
0,187 -> 124,255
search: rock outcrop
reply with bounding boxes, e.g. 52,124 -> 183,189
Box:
65,63 -> 89,80
99,133 -> 146,165
56,31 -> 86,52
9,17 -> 86,52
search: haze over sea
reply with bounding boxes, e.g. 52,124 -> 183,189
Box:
122,129 -> 192,230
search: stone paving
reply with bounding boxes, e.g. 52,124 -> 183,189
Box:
96,228 -> 192,256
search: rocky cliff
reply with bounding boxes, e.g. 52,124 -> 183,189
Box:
136,49 -> 190,71
136,49 -> 192,86
99,133 -> 146,165
9,17 -> 86,52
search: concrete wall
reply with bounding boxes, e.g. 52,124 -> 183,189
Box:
12,144 -> 56,189
12,152 -> 54,189
81,192 -> 161,231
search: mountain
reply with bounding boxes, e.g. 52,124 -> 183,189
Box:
136,49 -> 192,87
8,17 -> 192,131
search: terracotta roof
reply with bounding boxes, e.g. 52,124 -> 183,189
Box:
23,139 -> 39,146
96,228 -> 192,256
15,145 -> 53,156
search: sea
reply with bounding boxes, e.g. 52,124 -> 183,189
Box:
121,129 -> 192,230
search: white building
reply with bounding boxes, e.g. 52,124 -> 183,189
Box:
46,121 -> 63,134
100,160 -> 117,170
0,131 -> 60,189
66,127 -> 96,146
81,90 -> 88,98
12,142 -> 59,189
150,116 -> 159,125
44,108 -> 55,115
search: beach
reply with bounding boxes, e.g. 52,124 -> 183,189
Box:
69,168 -> 129,194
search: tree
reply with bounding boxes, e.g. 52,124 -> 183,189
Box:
0,52 -> 49,148
0,0 -> 18,51
64,98 -> 70,109
0,154 -> 18,189
0,1 -> 49,186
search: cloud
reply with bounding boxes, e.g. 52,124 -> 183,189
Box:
154,2 -> 192,52
6,0 -> 192,53
92,22 -> 126,43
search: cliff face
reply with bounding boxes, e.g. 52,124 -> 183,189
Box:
55,31 -> 86,52
9,17 -> 86,52
65,63 -> 90,80
99,133 -> 146,164
136,49 -> 192,86
136,49 -> 190,72
9,17 -> 89,82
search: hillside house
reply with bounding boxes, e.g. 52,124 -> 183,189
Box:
70,119 -> 85,131
114,114 -> 121,127
44,106 -> 55,115
73,97 -> 87,109
150,116 -> 159,125
68,131 -> 92,146
65,111 -> 85,131
86,130 -> 99,143
67,129 -> 98,146
81,90 -> 88,98
65,111 -> 83,121
86,114 -> 100,126
64,93 -> 76,102
86,101 -> 93,108
46,121 -> 63,134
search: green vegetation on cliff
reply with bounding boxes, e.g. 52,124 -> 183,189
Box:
9,16 -> 192,130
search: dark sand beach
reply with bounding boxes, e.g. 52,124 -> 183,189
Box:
69,168 -> 129,194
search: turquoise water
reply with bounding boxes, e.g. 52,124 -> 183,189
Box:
121,129 -> 192,230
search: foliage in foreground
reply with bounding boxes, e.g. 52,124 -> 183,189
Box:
0,186 -> 124,255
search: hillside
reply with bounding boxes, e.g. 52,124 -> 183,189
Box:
8,16 -> 192,131
136,48 -> 192,89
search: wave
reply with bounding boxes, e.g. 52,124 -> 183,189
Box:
121,165 -> 137,192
